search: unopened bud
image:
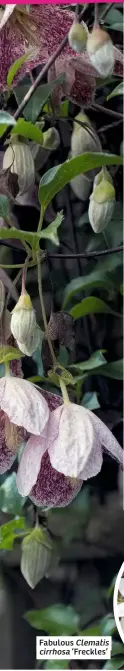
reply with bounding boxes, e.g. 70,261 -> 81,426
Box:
42,127 -> 60,150
10,292 -> 37,350
87,26 -> 115,77
68,20 -> 88,53
21,526 -> 53,589
17,324 -> 41,356
71,112 -> 101,157
70,173 -> 92,201
88,169 -> 115,232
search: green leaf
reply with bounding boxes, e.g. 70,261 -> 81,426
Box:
80,624 -> 101,635
11,118 -> 43,145
0,226 -> 39,248
0,196 -> 10,219
107,82 -> 124,100
94,359 -> 123,380
40,211 -> 64,246
45,663 -> 69,670
0,345 -> 23,364
107,22 -> 124,31
99,615 -> 116,635
14,75 -> 65,123
69,296 -> 121,320
7,51 -> 33,87
82,391 -> 100,410
38,152 -> 122,212
0,517 -> 27,550
112,642 -> 124,657
70,350 -> 107,372
62,270 -> 116,309
102,5 -> 122,25
103,659 -> 124,670
0,473 -> 26,515
59,100 -> 69,117
0,111 -> 16,126
24,604 -> 79,634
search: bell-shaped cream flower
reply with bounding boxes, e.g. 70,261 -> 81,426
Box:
10,291 -> 40,356
68,20 -> 88,53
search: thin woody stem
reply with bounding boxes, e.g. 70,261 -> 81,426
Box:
37,252 -> 56,368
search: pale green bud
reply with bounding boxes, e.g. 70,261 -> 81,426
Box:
71,112 -> 101,157
87,26 -> 115,77
21,527 -> 53,589
88,171 -> 115,232
17,324 -> 41,356
68,20 -> 88,53
42,127 -> 60,150
10,292 -> 37,350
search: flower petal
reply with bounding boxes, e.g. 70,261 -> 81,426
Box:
30,450 -> 82,508
16,433 -> 47,496
49,403 -> 95,478
87,409 -> 123,466
81,440 -> 103,480
0,377 -> 49,435
0,410 -> 17,473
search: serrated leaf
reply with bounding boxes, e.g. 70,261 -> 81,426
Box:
69,296 -> 121,320
40,211 -> 64,246
14,75 -> 65,123
11,118 -> 43,145
82,391 -> 100,410
107,82 -> 124,100
24,604 -> 79,634
38,152 -> 122,212
0,473 -> 26,515
7,51 -> 33,87
0,345 -> 23,364
0,195 -> 10,219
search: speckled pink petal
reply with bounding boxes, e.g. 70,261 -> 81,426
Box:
30,450 -> 82,508
0,377 -> 49,435
81,440 -> 103,480
49,403 -> 95,479
87,409 -> 123,467
16,433 -> 47,496
0,410 -> 18,473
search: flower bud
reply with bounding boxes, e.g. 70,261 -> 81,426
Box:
88,169 -> 115,233
87,26 -> 115,77
70,173 -> 92,201
68,20 -> 88,53
10,292 -> 36,347
21,526 -> 53,588
17,324 -> 41,356
42,127 -> 60,150
71,112 -> 101,157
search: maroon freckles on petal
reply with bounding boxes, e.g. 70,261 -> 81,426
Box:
30,451 -> 82,508
0,410 -> 17,473
37,388 -> 62,413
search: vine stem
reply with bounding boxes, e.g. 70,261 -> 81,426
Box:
37,252 -> 56,368
94,3 -> 99,27
59,378 -> 70,404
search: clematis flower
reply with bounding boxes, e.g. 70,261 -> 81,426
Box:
0,5 -> 123,107
16,393 -> 123,507
16,390 -> 81,507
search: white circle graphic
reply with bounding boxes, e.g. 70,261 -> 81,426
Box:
113,561 -> 124,643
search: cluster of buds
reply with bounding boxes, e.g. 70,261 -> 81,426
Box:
68,16 -> 115,78
11,291 -> 41,356
88,167 -> 115,233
